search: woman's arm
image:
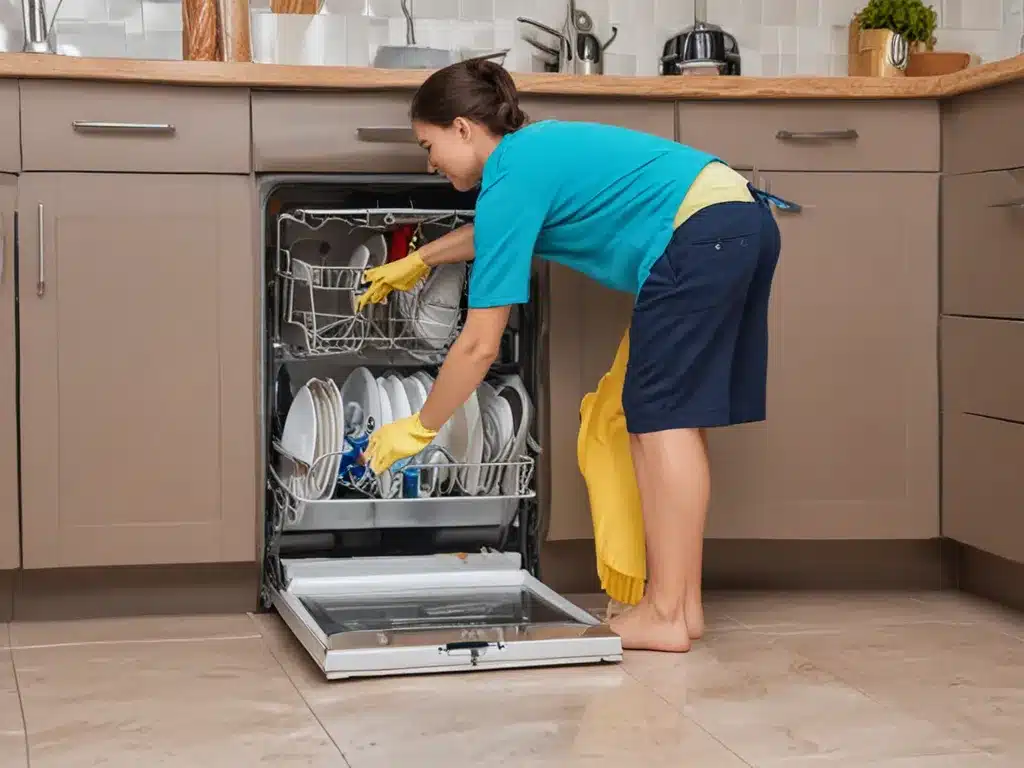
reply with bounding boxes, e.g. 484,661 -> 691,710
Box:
419,224 -> 475,267
419,305 -> 511,431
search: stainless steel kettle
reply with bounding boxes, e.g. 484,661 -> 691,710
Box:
519,2 -> 617,74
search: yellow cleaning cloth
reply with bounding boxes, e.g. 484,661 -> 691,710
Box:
577,330 -> 646,606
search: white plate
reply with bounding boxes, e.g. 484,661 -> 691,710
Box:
351,234 -> 389,315
478,382 -> 515,495
280,383 -> 317,467
383,375 -> 412,421
375,377 -> 398,499
325,378 -> 345,498
411,371 -> 460,489
453,388 -> 484,495
307,380 -> 331,499
397,263 -> 465,354
494,375 -> 533,495
340,367 -> 381,439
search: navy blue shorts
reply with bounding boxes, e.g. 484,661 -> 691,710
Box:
623,190 -> 782,434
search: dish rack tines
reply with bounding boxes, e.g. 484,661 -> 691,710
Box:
268,455 -> 536,532
274,207 -> 473,360
280,207 -> 476,234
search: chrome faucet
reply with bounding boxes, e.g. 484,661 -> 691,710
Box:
21,0 -> 57,53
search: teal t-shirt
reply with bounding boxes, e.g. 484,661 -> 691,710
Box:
468,119 -> 718,309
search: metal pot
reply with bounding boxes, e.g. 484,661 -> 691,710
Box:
661,21 -> 741,75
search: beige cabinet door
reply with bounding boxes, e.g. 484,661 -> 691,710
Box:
704,172 -> 939,539
18,174 -> 258,568
0,174 -> 17,569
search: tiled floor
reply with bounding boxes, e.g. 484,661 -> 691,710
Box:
2,591 -> 1023,767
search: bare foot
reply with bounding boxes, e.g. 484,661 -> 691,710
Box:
685,596 -> 705,640
609,600 -> 692,652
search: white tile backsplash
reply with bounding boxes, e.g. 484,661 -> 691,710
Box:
0,0 -> 1021,71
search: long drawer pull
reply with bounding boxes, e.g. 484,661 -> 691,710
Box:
988,198 -> 1024,209
71,121 -> 177,134
37,203 -> 45,298
776,129 -> 859,141
356,126 -> 417,144
0,232 -> 5,286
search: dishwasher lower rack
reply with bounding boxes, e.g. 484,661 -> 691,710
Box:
267,455 -> 535,533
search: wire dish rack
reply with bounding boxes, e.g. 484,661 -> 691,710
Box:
274,207 -> 475,360
268,451 -> 536,533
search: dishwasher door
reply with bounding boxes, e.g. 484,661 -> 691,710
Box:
272,552 -> 622,680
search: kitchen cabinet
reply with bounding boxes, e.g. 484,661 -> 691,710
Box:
940,315 -> 1024,565
943,412 -> 1024,565
705,171 -> 939,539
0,174 -> 17,569
17,173 -> 258,568
0,82 -> 19,172
942,168 -> 1024,319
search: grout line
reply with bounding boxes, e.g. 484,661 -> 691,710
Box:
9,633 -> 264,652
256,632 -> 353,768
620,656 -> 755,767
6,650 -> 31,768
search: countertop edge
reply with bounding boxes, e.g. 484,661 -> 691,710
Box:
1,52 -> 1022,99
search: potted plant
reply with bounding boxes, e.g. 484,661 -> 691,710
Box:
849,0 -> 939,77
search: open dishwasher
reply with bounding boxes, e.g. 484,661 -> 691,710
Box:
259,174 -> 622,680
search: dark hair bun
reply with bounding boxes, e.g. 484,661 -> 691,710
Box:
411,57 -> 529,136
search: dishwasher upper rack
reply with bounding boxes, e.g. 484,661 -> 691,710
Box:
273,207 -> 475,360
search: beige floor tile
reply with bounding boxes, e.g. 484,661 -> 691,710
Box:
778,622 -> 1024,759
14,637 -> 346,767
0,652 -> 27,768
254,612 -> 747,767
1,624 -> 8,648
625,631 -> 979,767
710,591 -> 1020,634
10,613 -> 261,648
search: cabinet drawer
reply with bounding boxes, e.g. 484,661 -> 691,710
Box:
943,412 -> 1024,564
943,80 -> 1024,175
520,97 -> 675,139
253,91 -> 427,173
0,81 -> 19,172
942,316 -> 1024,423
676,100 -> 939,171
942,168 -> 1024,319
20,81 -> 251,173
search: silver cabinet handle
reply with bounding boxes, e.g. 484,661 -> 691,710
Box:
71,121 -> 177,134
37,203 -> 45,298
0,232 -> 5,286
776,129 -> 859,141
988,199 -> 1024,209
356,126 -> 417,144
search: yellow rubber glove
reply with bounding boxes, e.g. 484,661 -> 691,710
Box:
364,412 -> 439,475
356,252 -> 431,311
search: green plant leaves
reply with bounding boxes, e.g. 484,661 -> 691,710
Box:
856,0 -> 938,43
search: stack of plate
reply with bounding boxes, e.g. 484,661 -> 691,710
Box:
278,366 -> 534,500
394,263 -> 466,358
277,378 -> 345,500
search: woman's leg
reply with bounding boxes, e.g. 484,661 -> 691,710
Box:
610,427 -> 710,651
612,200 -> 774,653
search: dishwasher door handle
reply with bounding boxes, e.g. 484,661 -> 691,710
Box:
356,126 -> 418,144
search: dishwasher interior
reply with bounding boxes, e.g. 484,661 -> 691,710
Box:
259,174 -> 622,680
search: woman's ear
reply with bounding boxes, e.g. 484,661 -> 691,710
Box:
452,116 -> 473,142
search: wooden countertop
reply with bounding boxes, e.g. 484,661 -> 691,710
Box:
1,51 -> 1023,99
